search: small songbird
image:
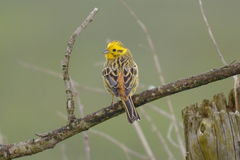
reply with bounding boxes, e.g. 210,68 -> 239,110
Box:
102,41 -> 140,123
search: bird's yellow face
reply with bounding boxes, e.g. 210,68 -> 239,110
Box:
103,41 -> 128,60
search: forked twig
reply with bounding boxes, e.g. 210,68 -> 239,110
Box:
62,8 -> 99,122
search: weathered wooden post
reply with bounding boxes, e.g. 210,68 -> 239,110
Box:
182,89 -> 240,160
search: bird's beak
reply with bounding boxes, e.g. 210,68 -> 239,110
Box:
103,49 -> 109,54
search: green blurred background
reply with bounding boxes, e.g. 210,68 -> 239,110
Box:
0,0 -> 240,159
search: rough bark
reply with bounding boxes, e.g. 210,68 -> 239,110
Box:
182,89 -> 240,160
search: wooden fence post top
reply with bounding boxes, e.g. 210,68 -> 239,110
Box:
182,89 -> 240,160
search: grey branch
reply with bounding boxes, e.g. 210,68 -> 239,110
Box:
62,8 -> 99,122
0,62 -> 240,160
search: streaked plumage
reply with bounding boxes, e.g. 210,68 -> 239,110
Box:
102,41 -> 140,123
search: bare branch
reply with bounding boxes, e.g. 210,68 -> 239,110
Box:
0,62 -> 240,159
62,8 -> 99,122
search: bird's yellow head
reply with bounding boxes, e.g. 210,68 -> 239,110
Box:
103,41 -> 128,60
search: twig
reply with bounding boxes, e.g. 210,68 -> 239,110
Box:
123,151 -> 132,160
0,62 -> 240,159
57,111 -> 67,120
62,8 -> 99,122
165,98 -> 186,155
119,0 -> 185,156
140,109 -> 176,160
18,61 -> 62,78
60,144 -> 69,160
78,85 -> 105,93
57,84 -> 91,160
147,104 -> 173,120
118,0 -> 164,83
82,132 -> 90,160
198,0 -> 226,65
71,81 -> 91,160
89,130 -> 147,160
198,0 -> 240,110
19,61 -> 105,94
0,131 -> 4,144
167,122 -> 179,148
133,122 -> 156,160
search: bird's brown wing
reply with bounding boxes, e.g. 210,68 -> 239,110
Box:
102,66 -> 119,97
122,63 -> 138,96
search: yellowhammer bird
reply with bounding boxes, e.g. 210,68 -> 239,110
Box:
102,41 -> 140,123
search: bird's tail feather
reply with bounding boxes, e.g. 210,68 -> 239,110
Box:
122,97 -> 140,123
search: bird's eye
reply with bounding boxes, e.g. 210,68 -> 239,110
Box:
112,49 -> 116,52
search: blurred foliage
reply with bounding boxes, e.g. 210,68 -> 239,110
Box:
0,0 -> 240,159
